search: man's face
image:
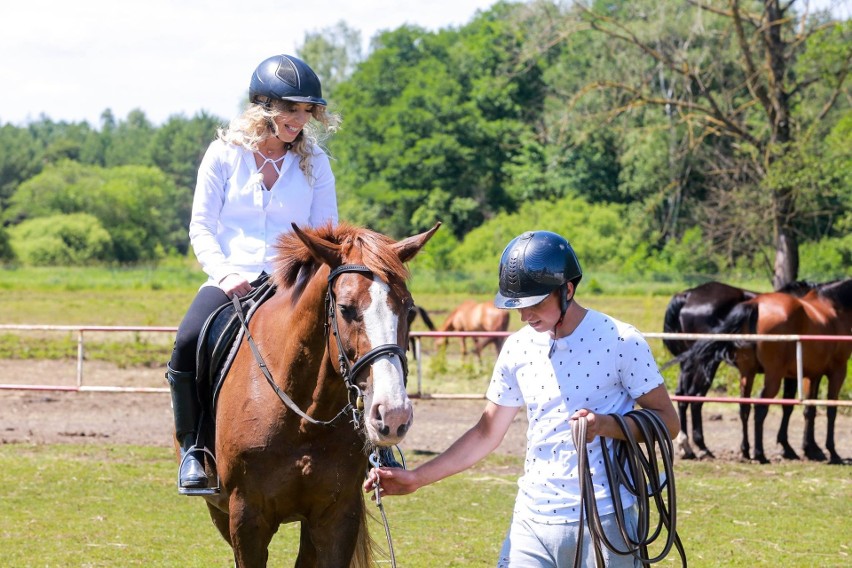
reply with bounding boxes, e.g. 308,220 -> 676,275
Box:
517,290 -> 561,333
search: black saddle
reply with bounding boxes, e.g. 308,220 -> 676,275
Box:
196,274 -> 277,418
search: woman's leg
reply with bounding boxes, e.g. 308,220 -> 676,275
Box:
167,286 -> 229,490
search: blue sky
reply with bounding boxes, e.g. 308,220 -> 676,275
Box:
0,0 -> 500,126
0,0 -> 845,127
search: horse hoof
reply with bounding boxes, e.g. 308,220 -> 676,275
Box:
780,447 -> 800,461
753,453 -> 769,464
804,446 -> 827,462
697,449 -> 715,460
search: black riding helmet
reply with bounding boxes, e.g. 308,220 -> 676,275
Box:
249,54 -> 326,107
494,231 -> 582,310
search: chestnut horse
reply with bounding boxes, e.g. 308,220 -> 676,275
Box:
202,222 -> 438,567
438,300 -> 509,360
684,278 -> 852,464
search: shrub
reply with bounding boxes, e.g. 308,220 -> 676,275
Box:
10,213 -> 112,265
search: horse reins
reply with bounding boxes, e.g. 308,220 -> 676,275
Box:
231,293 -> 349,426
572,410 -> 687,567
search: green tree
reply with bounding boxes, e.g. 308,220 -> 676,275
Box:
297,21 -> 363,100
539,0 -> 850,287
103,109 -> 155,167
333,2 -> 545,239
0,123 -> 43,214
5,161 -> 185,262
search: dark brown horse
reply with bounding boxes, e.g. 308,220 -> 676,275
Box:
684,278 -> 852,464
663,281 -> 759,459
437,300 -> 510,360
202,222 -> 438,567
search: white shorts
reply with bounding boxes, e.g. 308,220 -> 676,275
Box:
496,505 -> 640,567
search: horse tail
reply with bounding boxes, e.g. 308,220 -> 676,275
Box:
680,301 -> 757,388
415,305 -> 436,331
663,291 -> 689,357
350,494 -> 375,568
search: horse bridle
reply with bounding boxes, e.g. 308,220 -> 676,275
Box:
325,264 -> 409,422
233,264 -> 409,429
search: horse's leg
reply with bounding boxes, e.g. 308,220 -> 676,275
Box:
673,368 -> 696,460
825,404 -> 840,464
299,494 -> 365,568
295,523 -> 318,568
752,401 -> 770,464
753,374 -> 782,464
824,370 -> 845,464
229,497 -> 274,568
675,400 -> 696,460
800,375 -> 828,462
206,502 -> 233,547
691,401 -> 714,458
738,373 -> 753,461
777,377 -> 799,460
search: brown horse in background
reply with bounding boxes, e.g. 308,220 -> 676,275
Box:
202,222 -> 439,567
438,300 -> 510,360
684,278 -> 852,464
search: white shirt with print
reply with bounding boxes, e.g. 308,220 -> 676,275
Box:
486,309 -> 664,524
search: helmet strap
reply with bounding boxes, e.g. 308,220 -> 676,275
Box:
552,283 -> 572,335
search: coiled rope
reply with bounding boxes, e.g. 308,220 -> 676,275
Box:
572,409 -> 687,567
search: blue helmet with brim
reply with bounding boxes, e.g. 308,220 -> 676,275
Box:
249,54 -> 327,107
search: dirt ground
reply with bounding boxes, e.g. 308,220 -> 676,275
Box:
1,360 -> 851,465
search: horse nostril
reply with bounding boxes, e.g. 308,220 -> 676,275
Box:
397,423 -> 409,436
379,424 -> 390,436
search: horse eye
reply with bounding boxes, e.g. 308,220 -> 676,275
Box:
339,304 -> 359,322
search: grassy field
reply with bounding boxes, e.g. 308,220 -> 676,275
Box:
1,266 -> 851,566
1,444 -> 849,567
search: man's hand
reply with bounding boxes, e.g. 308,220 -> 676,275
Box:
363,467 -> 420,499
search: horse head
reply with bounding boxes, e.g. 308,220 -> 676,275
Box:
289,222 -> 440,446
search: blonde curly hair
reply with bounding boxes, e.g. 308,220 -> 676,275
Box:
217,100 -> 341,183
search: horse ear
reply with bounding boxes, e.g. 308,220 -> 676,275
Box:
394,222 -> 441,263
291,223 -> 341,266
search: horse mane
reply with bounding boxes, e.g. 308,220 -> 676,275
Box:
271,222 -> 411,298
777,280 -> 819,296
812,277 -> 852,309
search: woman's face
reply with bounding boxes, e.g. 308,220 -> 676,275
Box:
274,102 -> 314,143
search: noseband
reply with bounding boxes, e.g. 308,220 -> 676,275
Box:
325,264 -> 409,414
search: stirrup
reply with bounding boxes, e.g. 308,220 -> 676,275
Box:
178,445 -> 221,496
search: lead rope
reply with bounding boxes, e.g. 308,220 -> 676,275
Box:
369,449 -> 401,568
572,410 -> 687,568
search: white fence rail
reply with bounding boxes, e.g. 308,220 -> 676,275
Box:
0,325 -> 850,407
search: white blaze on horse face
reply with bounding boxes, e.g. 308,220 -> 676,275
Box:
362,277 -> 412,443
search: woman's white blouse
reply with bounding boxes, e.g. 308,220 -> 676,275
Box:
188,140 -> 337,285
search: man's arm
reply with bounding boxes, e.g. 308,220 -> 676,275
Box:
364,401 -> 519,497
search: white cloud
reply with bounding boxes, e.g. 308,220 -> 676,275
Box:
0,0 -> 499,126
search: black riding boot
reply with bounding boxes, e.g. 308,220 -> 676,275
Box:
166,366 -> 208,490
